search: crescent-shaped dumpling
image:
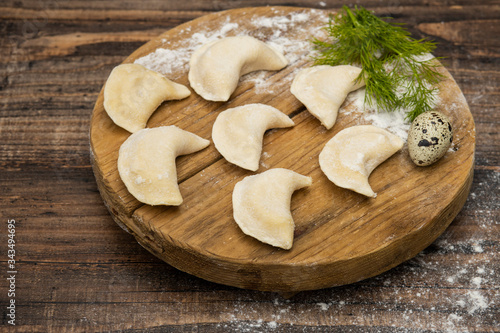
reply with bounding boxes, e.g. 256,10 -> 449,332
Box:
104,63 -> 191,133
291,65 -> 365,129
319,125 -> 404,198
188,36 -> 288,102
232,168 -> 312,250
118,126 -> 210,206
212,104 -> 294,171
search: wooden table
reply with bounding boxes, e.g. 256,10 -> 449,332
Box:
1,1 -> 498,331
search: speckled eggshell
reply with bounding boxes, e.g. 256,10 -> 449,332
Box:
408,111 -> 453,166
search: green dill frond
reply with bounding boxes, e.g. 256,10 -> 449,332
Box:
312,5 -> 445,121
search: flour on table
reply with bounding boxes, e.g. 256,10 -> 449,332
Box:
459,291 -> 490,314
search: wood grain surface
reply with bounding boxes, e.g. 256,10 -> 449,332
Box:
90,6 -> 475,293
1,0 -> 499,332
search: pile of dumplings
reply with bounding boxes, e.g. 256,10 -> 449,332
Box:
103,35 -> 404,250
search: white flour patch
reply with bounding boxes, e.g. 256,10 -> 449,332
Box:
246,10 -> 327,94
135,18 -> 240,76
267,321 -> 278,329
460,291 -> 490,314
443,314 -> 463,333
473,243 -> 484,253
135,9 -> 328,96
471,276 -> 482,287
341,53 -> 443,141
317,302 -> 330,311
364,107 -> 410,140
345,87 -> 411,140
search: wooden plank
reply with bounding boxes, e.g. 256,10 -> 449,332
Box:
7,260 -> 498,331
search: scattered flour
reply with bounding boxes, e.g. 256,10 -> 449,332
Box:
463,290 -> 489,314
471,276 -> 482,287
267,321 -> 278,329
134,47 -> 189,77
444,314 -> 463,333
317,302 -> 330,311
135,18 -> 240,76
134,9 -> 419,140
341,52 -> 442,141
473,243 -> 484,253
135,10 -> 326,80
345,87 -> 412,140
250,11 -> 321,63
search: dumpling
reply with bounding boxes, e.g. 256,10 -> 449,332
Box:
319,125 -> 404,197
291,65 -> 365,129
188,36 -> 288,101
212,104 -> 294,171
104,63 -> 191,133
117,126 -> 210,206
232,168 -> 312,250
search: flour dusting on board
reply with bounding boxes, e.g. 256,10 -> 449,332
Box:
135,17 -> 240,76
135,10 -> 326,78
134,9 -> 419,140
342,54 -> 442,142
345,88 -> 412,140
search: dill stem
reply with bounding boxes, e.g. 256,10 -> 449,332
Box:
344,6 -> 360,28
383,44 -> 403,58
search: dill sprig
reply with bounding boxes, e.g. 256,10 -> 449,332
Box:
312,5 -> 445,121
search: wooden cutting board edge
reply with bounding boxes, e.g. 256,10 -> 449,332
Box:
90,147 -> 473,292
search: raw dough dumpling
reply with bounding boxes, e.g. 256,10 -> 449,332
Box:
319,125 -> 404,197
212,104 -> 294,171
104,63 -> 191,133
232,168 -> 312,250
118,126 -> 210,206
188,36 -> 288,101
291,65 -> 365,129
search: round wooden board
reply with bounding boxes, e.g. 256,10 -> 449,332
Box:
90,6 -> 475,292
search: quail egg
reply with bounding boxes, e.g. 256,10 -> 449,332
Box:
408,111 -> 453,166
